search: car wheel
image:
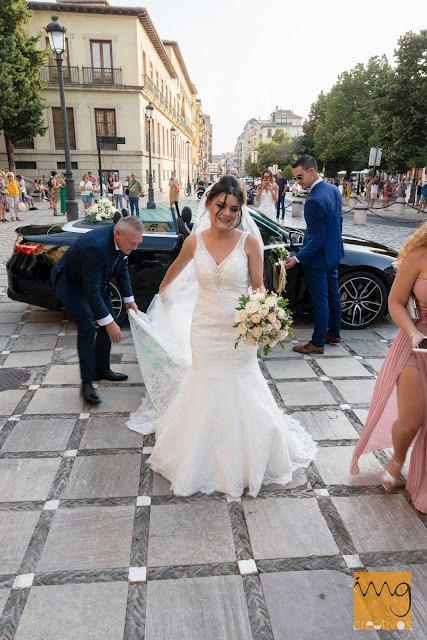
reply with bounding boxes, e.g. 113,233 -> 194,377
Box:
108,281 -> 127,325
339,271 -> 387,329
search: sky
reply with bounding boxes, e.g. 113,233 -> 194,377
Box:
38,0 -> 426,154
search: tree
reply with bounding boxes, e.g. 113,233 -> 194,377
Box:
378,30 -> 427,172
0,0 -> 47,172
282,165 -> 293,180
293,91 -> 328,159
313,57 -> 392,176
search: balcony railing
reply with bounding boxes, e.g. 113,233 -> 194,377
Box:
40,65 -> 80,84
82,67 -> 122,85
142,74 -> 193,139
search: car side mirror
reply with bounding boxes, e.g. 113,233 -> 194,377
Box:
289,231 -> 304,245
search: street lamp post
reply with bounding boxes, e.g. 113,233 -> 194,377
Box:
45,16 -> 78,221
171,126 -> 176,173
145,102 -> 156,209
186,140 -> 191,196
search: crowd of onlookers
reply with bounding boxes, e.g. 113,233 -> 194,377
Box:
331,175 -> 427,211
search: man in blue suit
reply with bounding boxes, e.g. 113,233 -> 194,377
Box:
285,155 -> 344,354
52,216 -> 143,403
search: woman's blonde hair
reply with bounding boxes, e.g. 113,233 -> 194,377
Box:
397,220 -> 427,265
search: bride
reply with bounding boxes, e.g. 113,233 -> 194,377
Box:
127,176 -> 316,498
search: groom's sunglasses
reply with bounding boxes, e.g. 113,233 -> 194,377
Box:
294,169 -> 310,181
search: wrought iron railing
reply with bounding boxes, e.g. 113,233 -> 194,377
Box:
82,67 -> 122,85
40,65 -> 80,84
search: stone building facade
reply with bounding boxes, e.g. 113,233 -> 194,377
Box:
0,1 -> 212,194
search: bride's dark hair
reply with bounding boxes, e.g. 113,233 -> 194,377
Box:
205,175 -> 244,208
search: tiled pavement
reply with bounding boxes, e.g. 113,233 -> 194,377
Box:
0,200 -> 426,638
0,303 -> 427,639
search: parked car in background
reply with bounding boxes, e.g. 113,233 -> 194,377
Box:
7,203 -> 397,329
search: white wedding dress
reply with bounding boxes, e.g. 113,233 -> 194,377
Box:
127,230 -> 316,498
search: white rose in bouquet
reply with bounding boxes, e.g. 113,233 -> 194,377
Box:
263,323 -> 273,333
95,213 -> 102,222
267,296 -> 276,309
244,335 -> 257,346
267,312 -> 276,324
277,308 -> 286,319
235,309 -> 246,323
245,300 -> 260,314
238,322 -> 248,335
251,313 -> 260,324
250,291 -> 265,302
259,304 -> 269,318
274,320 -> 282,330
278,328 -> 289,340
252,326 -> 262,339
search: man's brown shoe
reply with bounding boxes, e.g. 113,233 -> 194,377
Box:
292,342 -> 324,354
325,333 -> 342,344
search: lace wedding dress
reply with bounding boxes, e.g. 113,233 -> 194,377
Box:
128,230 -> 316,498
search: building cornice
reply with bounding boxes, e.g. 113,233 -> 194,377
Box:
162,40 -> 196,95
28,2 -> 177,78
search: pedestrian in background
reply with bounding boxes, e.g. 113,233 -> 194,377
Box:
123,174 -> 130,210
49,171 -> 60,216
256,169 -> 278,217
274,169 -> 288,220
419,182 -> 427,213
16,175 -> 37,210
0,171 -> 7,222
383,180 -> 393,209
128,172 -> 142,216
416,180 -> 423,207
79,173 -> 93,214
368,176 -> 379,207
107,174 -> 114,203
351,221 -> 427,513
6,172 -> 22,221
59,172 -> 67,215
229,168 -> 247,204
113,172 -> 123,209
169,171 -> 180,215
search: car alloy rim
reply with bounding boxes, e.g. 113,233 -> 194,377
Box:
340,276 -> 383,327
108,283 -> 123,316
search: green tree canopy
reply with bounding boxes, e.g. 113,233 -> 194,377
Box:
313,56 -> 392,176
378,30 -> 427,172
0,0 -> 47,171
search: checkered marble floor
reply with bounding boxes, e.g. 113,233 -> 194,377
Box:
0,301 -> 426,640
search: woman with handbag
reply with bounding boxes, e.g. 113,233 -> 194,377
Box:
351,222 -> 427,513
169,171 -> 180,215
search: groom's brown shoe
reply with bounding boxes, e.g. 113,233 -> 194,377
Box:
325,333 -> 342,344
292,342 -> 324,354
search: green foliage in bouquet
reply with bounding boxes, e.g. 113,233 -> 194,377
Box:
268,245 -> 289,264
234,289 -> 294,356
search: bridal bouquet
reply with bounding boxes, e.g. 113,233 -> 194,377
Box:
234,289 -> 293,356
83,197 -> 116,224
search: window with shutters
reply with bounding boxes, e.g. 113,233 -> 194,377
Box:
52,107 -> 76,150
95,109 -> 117,150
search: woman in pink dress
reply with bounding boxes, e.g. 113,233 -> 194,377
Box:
351,222 -> 427,513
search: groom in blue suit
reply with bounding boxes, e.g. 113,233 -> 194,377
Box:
285,155 -> 344,354
52,216 -> 143,403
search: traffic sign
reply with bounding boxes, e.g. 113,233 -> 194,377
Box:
97,136 -> 126,145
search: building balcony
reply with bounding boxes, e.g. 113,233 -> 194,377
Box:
40,66 -> 123,86
142,75 -> 193,139
40,66 -> 80,84
82,67 -> 122,85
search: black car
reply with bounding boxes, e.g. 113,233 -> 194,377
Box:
7,203 -> 397,329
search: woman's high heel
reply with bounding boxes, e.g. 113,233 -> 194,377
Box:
381,456 -> 403,492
